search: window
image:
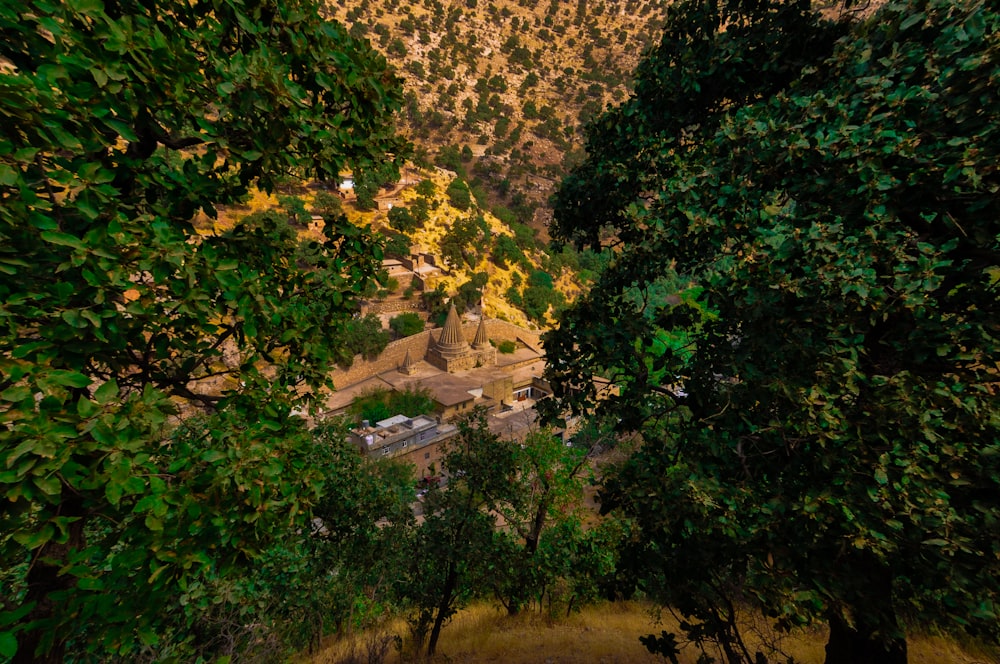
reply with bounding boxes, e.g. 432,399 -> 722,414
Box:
381,447 -> 390,456
424,452 -> 430,460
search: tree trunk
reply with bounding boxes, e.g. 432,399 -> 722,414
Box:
14,494 -> 86,664
426,561 -> 459,657
824,552 -> 907,664
825,612 -> 907,664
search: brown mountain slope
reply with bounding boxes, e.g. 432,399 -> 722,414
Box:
324,0 -> 669,232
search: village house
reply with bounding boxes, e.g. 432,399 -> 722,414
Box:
348,414 -> 457,480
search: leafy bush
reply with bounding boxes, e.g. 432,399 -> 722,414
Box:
415,178 -> 437,197
388,206 -> 422,233
349,386 -> 436,423
446,179 -> 473,211
490,235 -> 526,269
390,312 -> 425,338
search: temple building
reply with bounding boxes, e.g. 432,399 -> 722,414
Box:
425,304 -> 496,373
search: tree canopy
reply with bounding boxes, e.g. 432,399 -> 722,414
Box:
0,0 -> 407,659
544,1 -> 1000,662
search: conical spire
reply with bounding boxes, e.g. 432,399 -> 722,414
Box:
400,348 -> 417,375
435,303 -> 470,359
472,316 -> 490,350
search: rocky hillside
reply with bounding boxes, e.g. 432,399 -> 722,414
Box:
324,0 -> 669,233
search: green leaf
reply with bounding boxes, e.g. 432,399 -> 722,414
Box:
0,164 -> 17,186
50,370 -> 91,388
1,385 -> 32,402
77,396 -> 99,418
900,12 -> 925,31
0,631 -> 17,658
39,230 -> 85,250
94,379 -> 118,405
34,475 -> 61,496
106,481 -> 123,507
14,523 -> 55,549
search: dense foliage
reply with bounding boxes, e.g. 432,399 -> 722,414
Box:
348,386 -> 437,425
545,1 -> 1000,663
0,0 -> 407,659
389,311 -> 426,338
399,412 -> 618,657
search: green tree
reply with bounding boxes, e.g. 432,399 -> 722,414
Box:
478,427 -> 597,616
490,234 -> 526,269
545,1 -> 1000,663
0,0 -> 407,659
397,413 -> 498,657
388,205 -> 422,233
415,178 -> 437,197
440,214 -> 491,269
339,313 -> 391,367
310,189 -> 343,219
349,386 -> 436,424
446,177 -> 474,211
390,311 -> 426,337
144,418 -> 415,659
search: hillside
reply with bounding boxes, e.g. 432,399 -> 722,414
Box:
323,0 -> 670,233
216,165 -> 590,330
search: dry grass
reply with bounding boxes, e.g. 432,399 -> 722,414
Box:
307,601 -> 1000,664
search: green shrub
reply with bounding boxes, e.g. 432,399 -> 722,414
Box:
390,312 -> 425,337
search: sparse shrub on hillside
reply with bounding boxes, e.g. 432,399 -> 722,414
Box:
497,340 -> 516,354
505,286 -> 523,308
520,270 -> 566,323
415,178 -> 437,197
490,235 -> 526,269
388,205 -> 422,233
522,99 -> 539,120
354,168 -> 388,211
277,195 -> 311,226
452,272 -> 489,313
440,212 -> 486,268
510,219 -> 539,250
445,178 -> 474,211
435,145 -> 467,178
387,37 -> 407,56
381,230 -> 411,258
528,269 -> 554,290
422,283 -> 450,322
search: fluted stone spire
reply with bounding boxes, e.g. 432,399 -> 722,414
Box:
472,316 -> 490,350
400,348 -> 417,375
435,303 -> 470,359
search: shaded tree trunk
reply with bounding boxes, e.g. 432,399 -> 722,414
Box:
825,612 -> 907,664
426,560 -> 459,657
14,494 -> 86,664
824,563 -> 907,664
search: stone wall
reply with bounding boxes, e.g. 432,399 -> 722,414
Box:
331,331 -> 435,388
330,320 -> 547,389
360,299 -> 424,316
484,319 -> 543,351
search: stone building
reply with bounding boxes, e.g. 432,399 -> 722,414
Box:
348,414 -> 457,479
425,304 -> 496,373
